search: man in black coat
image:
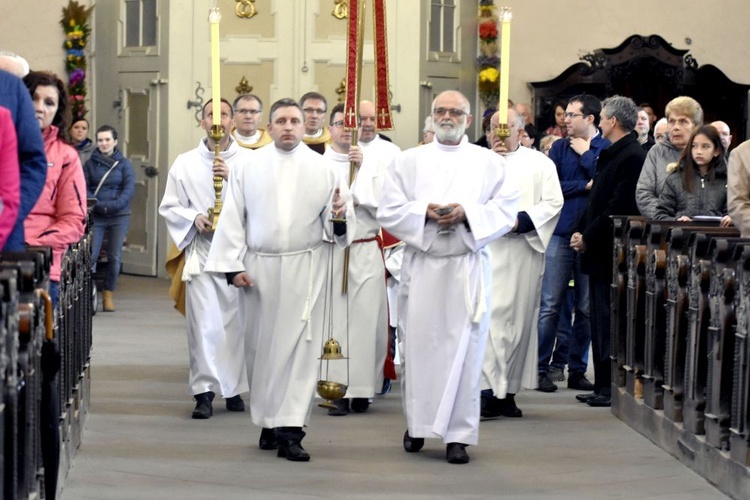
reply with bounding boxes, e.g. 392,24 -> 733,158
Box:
570,96 -> 647,407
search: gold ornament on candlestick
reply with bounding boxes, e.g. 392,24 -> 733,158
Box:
494,7 -> 512,141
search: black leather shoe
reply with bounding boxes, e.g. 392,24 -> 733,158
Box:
498,394 -> 522,418
586,394 -> 611,407
575,392 -> 597,403
327,398 -> 349,416
225,394 -> 246,412
549,365 -> 565,382
446,443 -> 469,464
403,430 -> 424,453
567,371 -> 595,391
350,398 -> 370,413
191,391 -> 215,419
481,391 -> 502,420
277,441 -> 310,461
536,373 -> 558,393
259,427 -> 278,450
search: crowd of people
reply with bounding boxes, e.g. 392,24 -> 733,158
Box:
156,85 -> 750,466
0,53 -> 134,310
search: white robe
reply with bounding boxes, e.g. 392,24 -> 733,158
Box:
322,148 -> 388,397
377,137 -> 520,445
482,146 -> 563,398
158,138 -> 251,398
204,142 -> 356,428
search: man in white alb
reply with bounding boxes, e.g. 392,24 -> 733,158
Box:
231,93 -> 272,149
378,90 -> 520,464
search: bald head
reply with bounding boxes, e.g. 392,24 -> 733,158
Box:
359,100 -> 377,143
489,108 -> 524,154
515,103 -> 533,125
711,121 -> 732,152
431,91 -> 472,145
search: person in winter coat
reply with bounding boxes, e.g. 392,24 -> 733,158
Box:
23,70 -> 87,307
0,105 -> 20,249
84,124 -> 135,311
70,117 -> 95,165
654,125 -> 732,227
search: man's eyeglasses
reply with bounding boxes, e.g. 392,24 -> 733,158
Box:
330,120 -> 345,128
235,109 -> 261,116
303,108 -> 326,115
433,107 -> 467,118
564,112 -> 586,119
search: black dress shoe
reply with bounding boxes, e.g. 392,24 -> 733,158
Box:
259,427 -> 278,450
536,373 -> 558,393
403,430 -> 424,453
498,394 -> 522,418
575,392 -> 597,403
446,443 -> 469,464
548,365 -> 565,382
586,394 -> 611,407
327,398 -> 350,416
567,371 -> 595,391
481,393 -> 503,420
192,391 -> 215,419
350,398 -> 370,413
225,394 -> 246,412
277,441 -> 310,461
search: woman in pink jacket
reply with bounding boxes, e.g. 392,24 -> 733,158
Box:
23,71 -> 86,306
0,105 -> 20,250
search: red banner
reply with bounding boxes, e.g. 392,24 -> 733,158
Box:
343,0 -> 361,130
373,0 -> 392,130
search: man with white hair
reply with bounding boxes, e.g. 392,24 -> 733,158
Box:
481,107 -> 563,419
378,90 -> 520,464
711,120 -> 732,156
653,118 -> 669,144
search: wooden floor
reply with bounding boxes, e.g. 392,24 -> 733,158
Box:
60,275 -> 727,499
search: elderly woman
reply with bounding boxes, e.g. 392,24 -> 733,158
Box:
635,96 -> 703,218
84,125 -> 135,311
23,70 -> 87,306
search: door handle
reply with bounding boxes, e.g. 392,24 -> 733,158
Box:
141,165 -> 159,178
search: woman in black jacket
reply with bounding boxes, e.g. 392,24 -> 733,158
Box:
84,125 -> 135,311
654,125 -> 732,227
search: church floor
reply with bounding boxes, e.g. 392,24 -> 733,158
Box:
60,275 -> 727,499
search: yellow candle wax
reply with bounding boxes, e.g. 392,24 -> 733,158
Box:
209,8 -> 222,126
499,8 -> 512,124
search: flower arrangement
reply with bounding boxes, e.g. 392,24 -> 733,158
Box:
477,0 -> 499,112
60,1 -> 94,121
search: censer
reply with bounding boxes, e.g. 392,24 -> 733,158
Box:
316,210 -> 350,409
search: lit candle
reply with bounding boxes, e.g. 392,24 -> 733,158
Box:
209,7 -> 222,126
498,8 -> 512,124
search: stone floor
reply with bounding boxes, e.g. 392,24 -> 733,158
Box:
60,275 -> 727,499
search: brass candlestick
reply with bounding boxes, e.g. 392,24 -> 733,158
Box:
494,123 -> 511,144
208,124 -> 225,230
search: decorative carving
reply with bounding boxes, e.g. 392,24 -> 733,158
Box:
235,0 -> 257,19
685,54 -> 699,70
579,51 -> 606,71
235,76 -> 253,95
186,81 -> 205,125
333,0 -> 349,19
335,77 -> 346,102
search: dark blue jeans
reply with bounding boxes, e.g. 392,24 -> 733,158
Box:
91,214 -> 130,291
537,234 -> 591,374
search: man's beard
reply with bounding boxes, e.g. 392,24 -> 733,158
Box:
433,118 -> 466,143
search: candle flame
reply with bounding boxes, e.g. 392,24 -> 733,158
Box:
209,7 -> 221,23
500,7 -> 512,22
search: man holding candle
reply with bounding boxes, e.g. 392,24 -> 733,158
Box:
481,107 -> 563,419
205,98 -> 356,462
159,98 -> 251,419
378,90 -> 519,464
536,94 -> 608,394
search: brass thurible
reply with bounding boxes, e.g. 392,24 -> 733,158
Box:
208,124 -> 225,230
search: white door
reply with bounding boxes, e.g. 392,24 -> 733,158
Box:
119,72 -> 160,276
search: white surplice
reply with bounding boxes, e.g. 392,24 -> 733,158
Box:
322,148 -> 388,398
204,142 -> 356,429
482,146 -> 563,398
377,137 -> 520,445
158,138 -> 251,398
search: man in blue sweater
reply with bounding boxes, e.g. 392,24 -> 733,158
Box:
537,94 -> 609,392
0,66 -> 47,251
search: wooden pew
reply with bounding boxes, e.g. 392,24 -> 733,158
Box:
624,219 -> 648,398
730,244 -> 750,465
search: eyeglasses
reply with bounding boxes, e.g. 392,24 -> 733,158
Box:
433,107 -> 467,118
330,120 -> 345,128
564,112 -> 586,119
235,109 -> 261,116
303,108 -> 326,115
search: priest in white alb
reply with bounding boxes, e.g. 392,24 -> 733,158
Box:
377,90 -> 520,465
322,102 -> 388,415
204,98 -> 356,462
481,108 -> 563,419
158,98 -> 251,420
